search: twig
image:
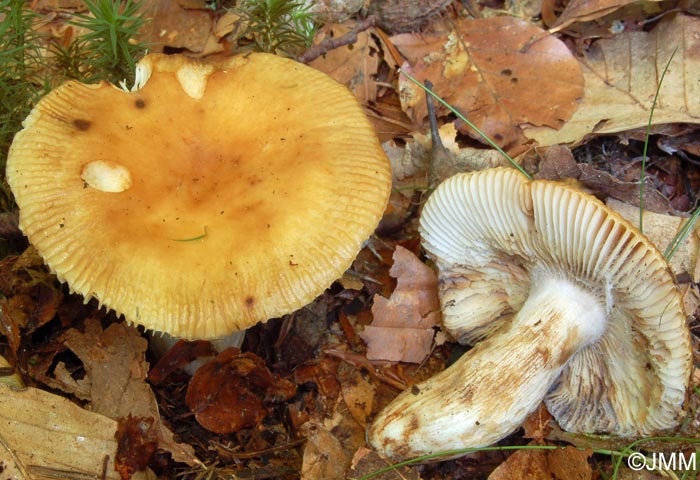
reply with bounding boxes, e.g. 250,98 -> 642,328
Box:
298,16 -> 376,64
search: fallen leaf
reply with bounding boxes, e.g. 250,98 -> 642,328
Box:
115,416 -> 159,480
300,396 -> 367,480
387,123 -> 514,189
147,339 -> 216,385
360,245 -> 441,363
349,447 -> 423,480
0,354 -> 22,388
0,383 -> 146,480
339,362 -> 376,427
488,442 -> 592,480
392,16 -> 584,151
548,446 -> 593,480
300,420 -> 350,480
525,14 -> 700,146
309,22 -> 381,104
487,446 -> 552,480
548,0 -> 642,32
56,319 -> 198,466
140,0 -> 214,54
185,348 -> 296,434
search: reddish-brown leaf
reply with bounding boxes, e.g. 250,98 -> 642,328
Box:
185,348 -> 296,434
115,416 -> 158,480
147,339 -> 216,385
393,16 -> 584,151
360,245 -> 440,363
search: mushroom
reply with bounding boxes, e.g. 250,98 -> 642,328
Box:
369,167 -> 692,460
6,53 -> 391,339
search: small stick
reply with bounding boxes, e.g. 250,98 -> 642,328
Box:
298,16 -> 376,64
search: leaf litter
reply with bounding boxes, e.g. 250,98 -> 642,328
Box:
3,1 -> 700,479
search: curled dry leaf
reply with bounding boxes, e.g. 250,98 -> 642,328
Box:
392,16 -> 584,151
525,13 -> 700,146
185,348 -> 296,434
360,245 -> 441,363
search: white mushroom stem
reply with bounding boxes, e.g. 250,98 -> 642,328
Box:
369,275 -> 608,460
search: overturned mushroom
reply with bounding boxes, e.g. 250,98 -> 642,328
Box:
7,53 -> 391,339
369,167 -> 691,460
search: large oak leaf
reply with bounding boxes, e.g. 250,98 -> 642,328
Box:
392,16 -> 584,152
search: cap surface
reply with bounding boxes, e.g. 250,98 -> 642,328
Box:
419,167 -> 691,436
7,53 -> 391,339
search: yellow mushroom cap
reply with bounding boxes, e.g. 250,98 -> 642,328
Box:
7,53 -> 391,339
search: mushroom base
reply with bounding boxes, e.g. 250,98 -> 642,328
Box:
368,275 -> 607,460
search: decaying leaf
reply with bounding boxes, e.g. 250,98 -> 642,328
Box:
338,362 -> 376,427
309,22 -> 381,104
35,319 -> 198,466
0,354 -> 22,388
301,419 -> 350,480
115,416 -> 159,479
0,383 -> 145,480
525,13 -> 700,146
548,0 -> 641,32
300,394 -> 367,480
360,246 -> 441,363
392,16 -> 584,151
387,123 -> 514,189
140,0 -> 215,54
185,348 -> 296,434
488,443 -> 592,480
349,447 -> 423,480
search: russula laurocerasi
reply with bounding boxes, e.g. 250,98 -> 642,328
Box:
6,53 -> 391,340
369,167 -> 692,460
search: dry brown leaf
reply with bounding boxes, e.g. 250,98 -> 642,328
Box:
349,447 -> 423,480
488,443 -> 592,480
548,0 -> 639,31
0,383 -> 146,480
487,447 -> 552,480
360,246 -> 440,363
57,319 -> 198,466
309,22 -> 381,104
387,123 -> 514,188
392,16 -> 583,151
338,363 -> 376,427
548,446 -> 593,480
300,400 -> 366,480
140,0 -> 214,54
525,13 -> 700,146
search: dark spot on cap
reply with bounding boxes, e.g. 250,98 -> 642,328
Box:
245,296 -> 255,308
134,98 -> 146,109
73,119 -> 91,131
411,385 -> 420,395
511,77 -> 519,84
501,68 -> 513,76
